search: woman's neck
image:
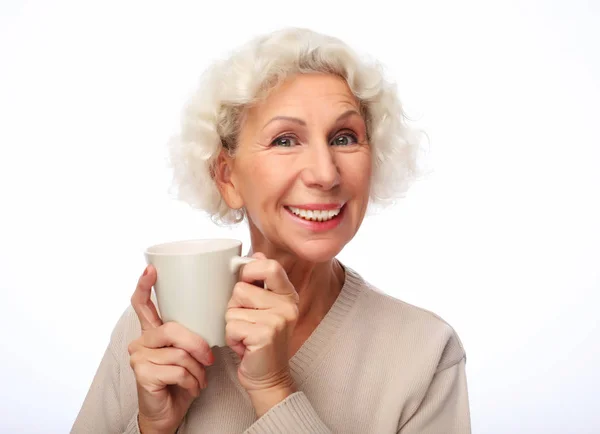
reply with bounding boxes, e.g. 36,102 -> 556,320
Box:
246,241 -> 345,325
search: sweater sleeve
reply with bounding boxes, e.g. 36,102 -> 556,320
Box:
398,357 -> 471,434
70,342 -> 141,434
243,391 -> 332,434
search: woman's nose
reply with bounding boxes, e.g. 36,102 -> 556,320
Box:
300,142 -> 340,191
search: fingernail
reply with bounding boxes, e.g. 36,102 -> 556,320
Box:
206,351 -> 215,366
142,266 -> 148,276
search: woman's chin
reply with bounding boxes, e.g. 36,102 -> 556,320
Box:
289,240 -> 345,264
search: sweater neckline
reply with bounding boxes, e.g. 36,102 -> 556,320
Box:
222,263 -> 364,390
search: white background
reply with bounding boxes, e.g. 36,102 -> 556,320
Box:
1,1 -> 598,433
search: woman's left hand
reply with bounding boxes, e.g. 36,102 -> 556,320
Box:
225,252 -> 300,416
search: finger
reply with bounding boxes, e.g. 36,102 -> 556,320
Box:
145,347 -> 207,389
226,307 -> 289,331
131,265 -> 162,332
227,281 -> 282,310
226,318 -> 256,347
246,252 -> 268,289
225,330 -> 246,359
226,319 -> 270,348
135,363 -> 200,397
140,322 -> 215,366
240,255 -> 298,300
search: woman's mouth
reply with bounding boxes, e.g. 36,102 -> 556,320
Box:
285,206 -> 342,222
284,204 -> 346,231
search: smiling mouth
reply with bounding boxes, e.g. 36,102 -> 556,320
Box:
285,205 -> 344,222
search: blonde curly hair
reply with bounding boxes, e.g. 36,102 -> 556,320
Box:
167,27 -> 423,225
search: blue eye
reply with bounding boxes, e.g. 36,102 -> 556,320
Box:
271,136 -> 298,147
331,133 -> 358,146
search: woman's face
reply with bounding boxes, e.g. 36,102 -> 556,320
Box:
219,73 -> 371,262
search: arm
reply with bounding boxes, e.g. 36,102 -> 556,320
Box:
71,343 -> 140,434
244,391 -> 332,434
398,357 -> 471,434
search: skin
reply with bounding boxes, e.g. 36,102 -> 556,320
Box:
217,72 -> 371,329
129,73 -> 372,433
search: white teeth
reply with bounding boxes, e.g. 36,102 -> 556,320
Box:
287,206 -> 342,222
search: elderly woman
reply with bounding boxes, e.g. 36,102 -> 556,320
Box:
73,28 -> 470,433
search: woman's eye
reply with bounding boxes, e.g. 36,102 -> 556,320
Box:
271,136 -> 297,147
331,133 -> 358,146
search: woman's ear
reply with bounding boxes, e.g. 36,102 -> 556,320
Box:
214,150 -> 244,210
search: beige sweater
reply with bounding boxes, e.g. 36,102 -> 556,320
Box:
72,266 -> 471,433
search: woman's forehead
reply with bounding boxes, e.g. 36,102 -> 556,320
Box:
246,74 -> 360,127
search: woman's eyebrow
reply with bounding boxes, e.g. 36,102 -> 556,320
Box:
261,109 -> 361,130
334,109 -> 362,124
262,116 -> 307,130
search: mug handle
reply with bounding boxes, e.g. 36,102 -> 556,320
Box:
229,255 -> 255,273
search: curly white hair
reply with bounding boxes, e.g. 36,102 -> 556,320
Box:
167,27 -> 423,225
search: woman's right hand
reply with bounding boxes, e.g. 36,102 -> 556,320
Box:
129,265 -> 215,434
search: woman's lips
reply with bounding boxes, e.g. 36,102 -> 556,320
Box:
285,203 -> 344,211
284,203 -> 346,232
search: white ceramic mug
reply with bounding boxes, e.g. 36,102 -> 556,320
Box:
144,239 -> 254,347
